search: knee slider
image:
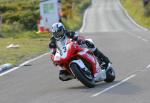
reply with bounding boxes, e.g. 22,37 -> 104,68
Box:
85,40 -> 95,48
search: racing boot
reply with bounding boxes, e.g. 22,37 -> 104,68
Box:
84,39 -> 111,69
93,48 -> 111,70
59,70 -> 74,81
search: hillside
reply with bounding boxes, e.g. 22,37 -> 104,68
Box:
0,0 -> 91,38
121,0 -> 150,29
0,0 -> 40,34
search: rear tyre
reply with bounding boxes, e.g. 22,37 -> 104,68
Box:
70,63 -> 95,88
104,67 -> 115,83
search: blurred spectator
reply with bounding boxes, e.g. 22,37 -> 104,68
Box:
143,0 -> 149,6
143,0 -> 150,16
58,0 -> 62,22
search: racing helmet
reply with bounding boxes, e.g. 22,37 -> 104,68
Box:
51,22 -> 65,40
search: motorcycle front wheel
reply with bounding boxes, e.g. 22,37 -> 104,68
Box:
70,63 -> 95,88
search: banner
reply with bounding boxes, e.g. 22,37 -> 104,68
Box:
40,0 -> 60,32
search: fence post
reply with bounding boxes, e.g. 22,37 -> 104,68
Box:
143,0 -> 150,16
0,16 -> 3,37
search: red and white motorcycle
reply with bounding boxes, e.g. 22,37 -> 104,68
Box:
50,37 -> 115,88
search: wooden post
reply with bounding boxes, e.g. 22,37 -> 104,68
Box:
0,16 -> 2,37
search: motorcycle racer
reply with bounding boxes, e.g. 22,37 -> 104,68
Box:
49,22 -> 111,81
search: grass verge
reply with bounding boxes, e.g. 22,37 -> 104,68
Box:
0,34 -> 49,65
120,0 -> 150,29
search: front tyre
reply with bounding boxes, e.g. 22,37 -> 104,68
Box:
70,63 -> 95,88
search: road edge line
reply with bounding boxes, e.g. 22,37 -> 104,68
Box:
0,53 -> 49,77
91,74 -> 136,97
117,0 -> 148,31
79,7 -> 90,33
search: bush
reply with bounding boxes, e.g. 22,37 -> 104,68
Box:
0,0 -> 40,31
4,22 -> 23,31
0,33 -> 4,38
144,3 -> 150,16
61,0 -> 91,30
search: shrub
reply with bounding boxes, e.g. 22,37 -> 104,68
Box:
0,0 -> 40,31
61,0 -> 91,30
144,2 -> 150,16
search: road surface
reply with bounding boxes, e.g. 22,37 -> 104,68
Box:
0,0 -> 150,103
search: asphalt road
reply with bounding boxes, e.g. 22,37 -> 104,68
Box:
81,0 -> 143,32
0,0 -> 150,103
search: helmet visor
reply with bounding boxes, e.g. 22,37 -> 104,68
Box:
53,29 -> 64,40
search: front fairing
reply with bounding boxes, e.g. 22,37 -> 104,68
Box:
52,38 -> 98,74
53,38 -> 77,66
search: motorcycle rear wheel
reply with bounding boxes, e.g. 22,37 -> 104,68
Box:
104,67 -> 115,83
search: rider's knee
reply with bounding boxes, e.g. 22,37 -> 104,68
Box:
85,39 -> 95,49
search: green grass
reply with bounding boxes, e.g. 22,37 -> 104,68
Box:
0,37 -> 49,65
120,0 -> 150,29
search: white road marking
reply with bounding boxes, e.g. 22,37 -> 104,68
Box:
117,0 -> 148,31
146,64 -> 150,69
127,31 -> 149,43
136,36 -> 149,42
80,7 -> 89,32
91,74 -> 136,97
0,67 -> 19,77
0,53 -> 49,77
141,38 -> 148,42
